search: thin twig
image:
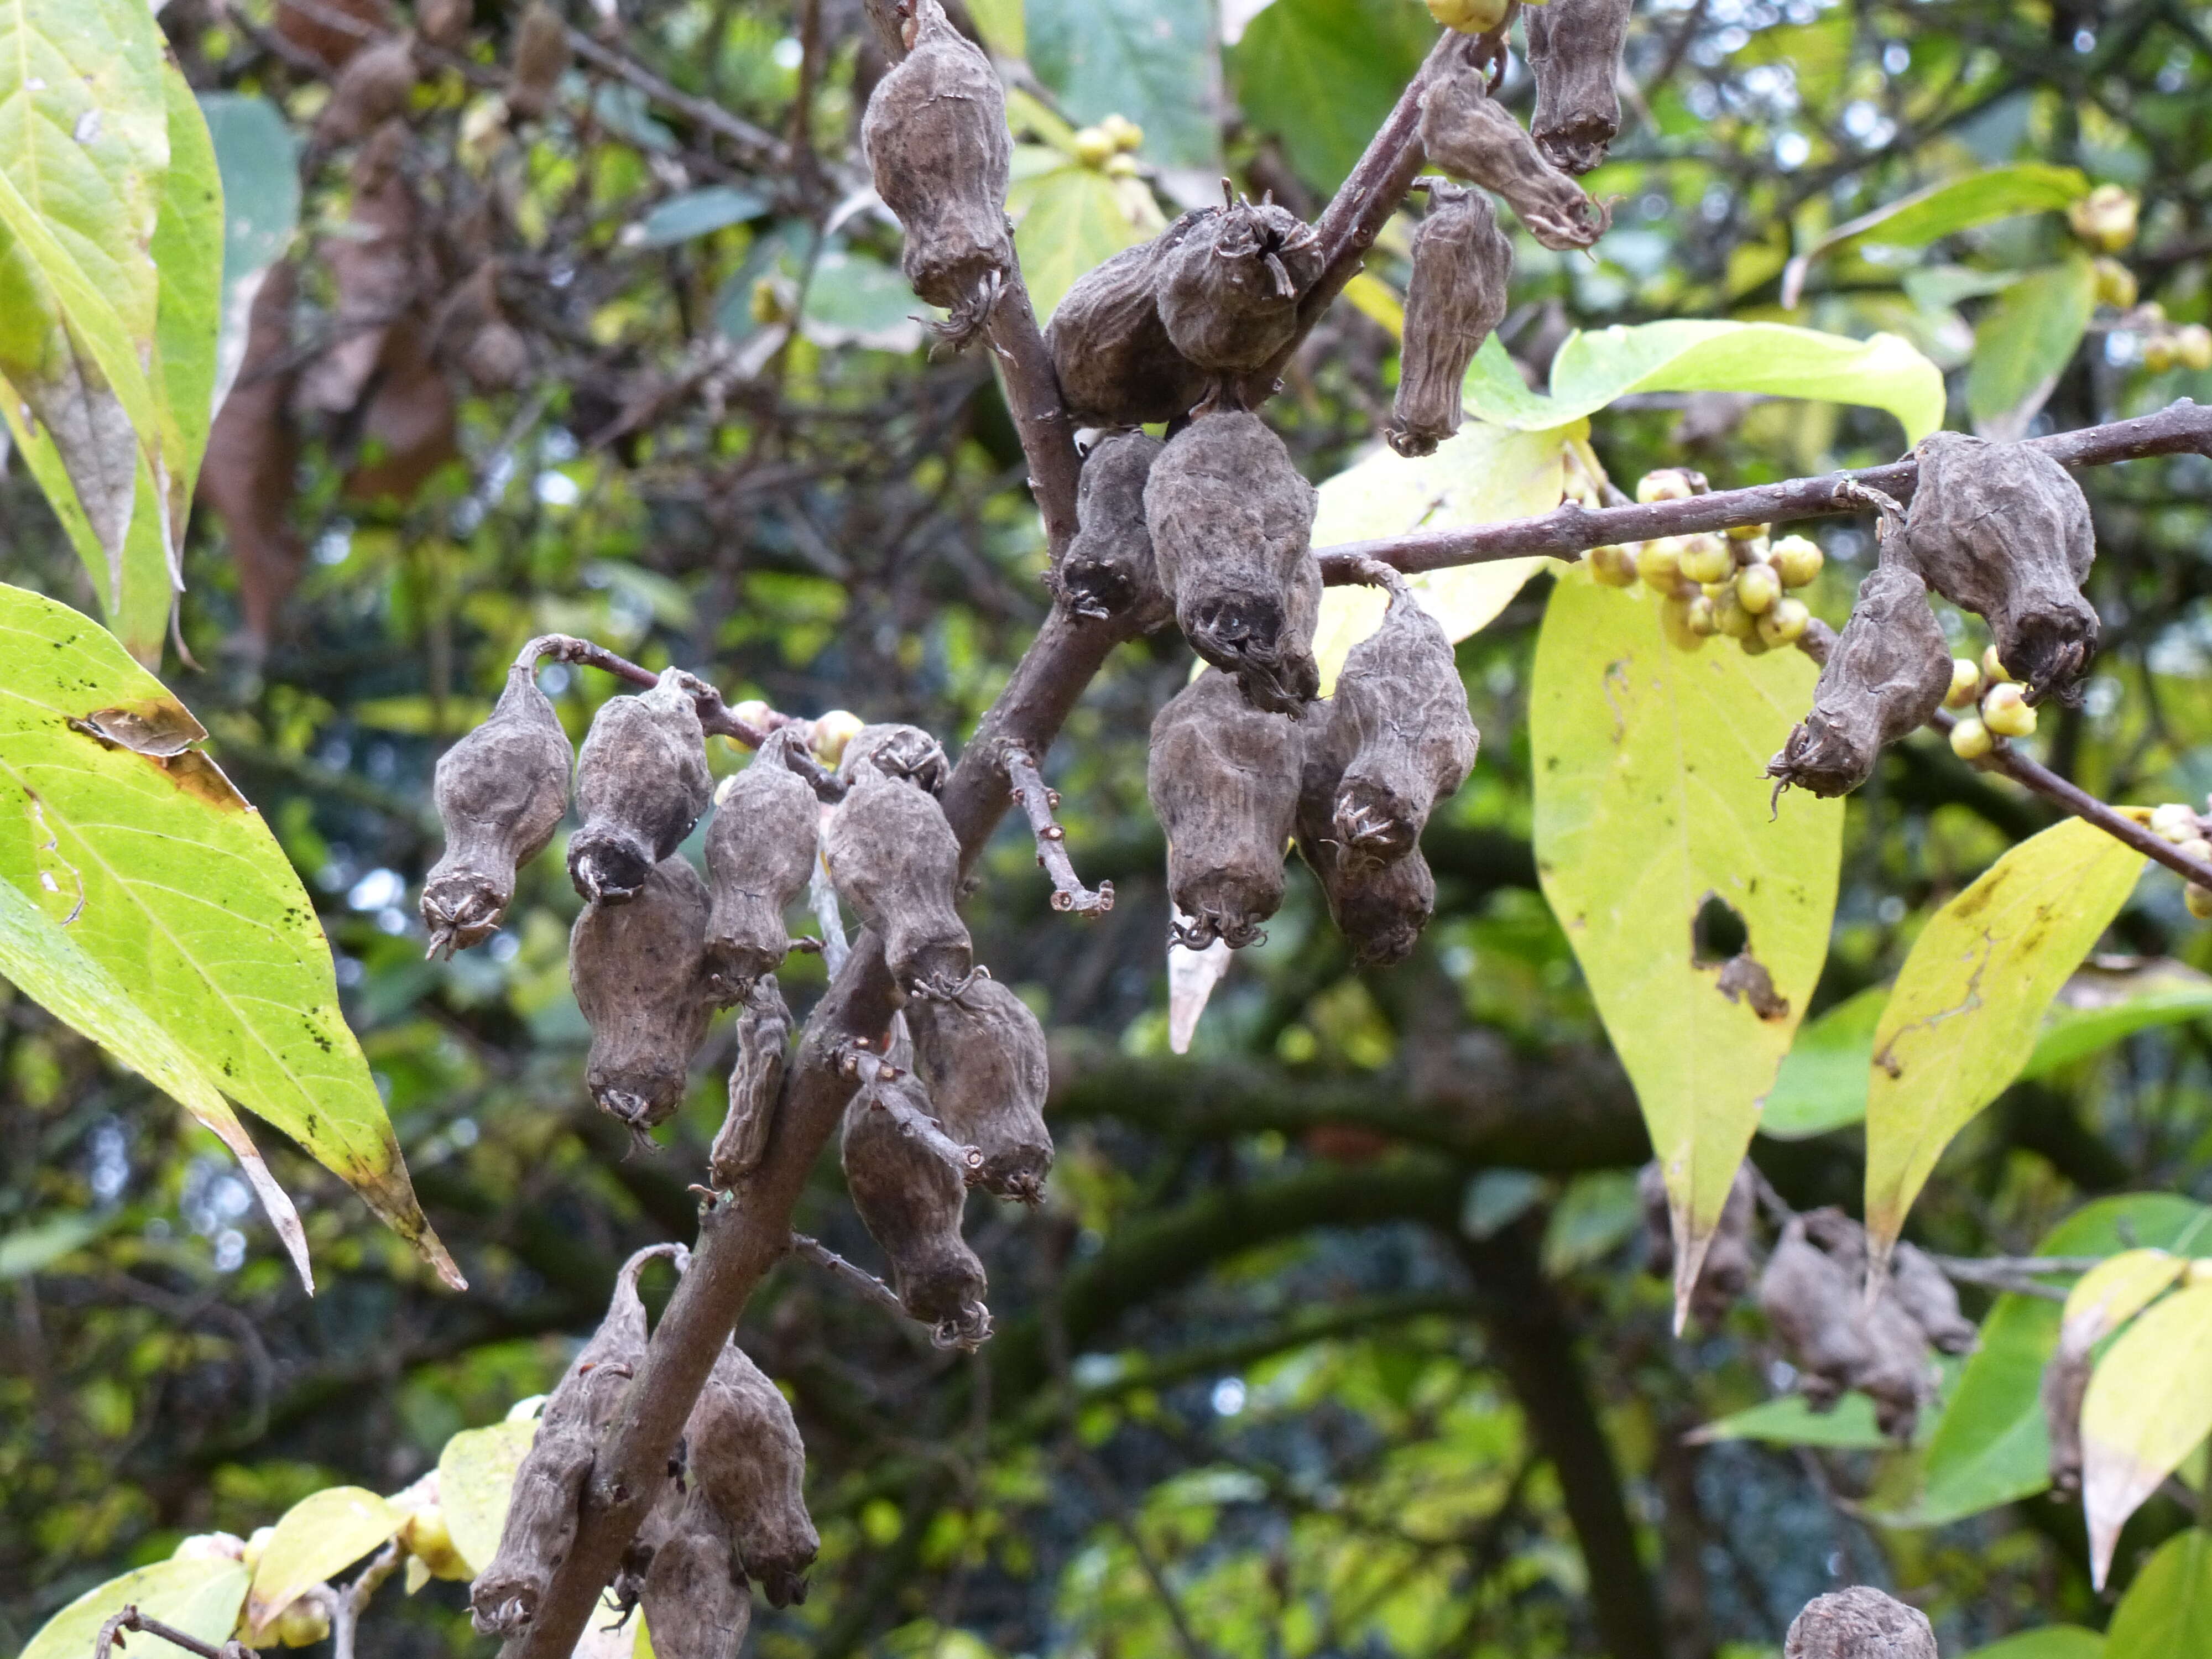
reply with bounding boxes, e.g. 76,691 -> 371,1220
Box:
836,1045 -> 988,1182
564,28 -> 786,165
787,1232 -> 987,1351
516,634 -> 785,748
1003,745 -> 1113,915
93,1608 -> 251,1659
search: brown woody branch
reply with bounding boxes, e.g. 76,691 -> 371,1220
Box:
94,1608 -> 251,1659
1004,744 -> 1113,914
518,633 -> 784,748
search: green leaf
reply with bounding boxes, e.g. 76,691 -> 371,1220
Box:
438,1417 -> 540,1574
2106,1530 -> 2212,1658
0,584 -> 458,1287
246,1486 -> 403,1634
1864,819 -> 2143,1279
1531,566 -> 1843,1322
19,1556 -> 249,1659
2080,1281 -> 2212,1588
967,0 -> 1024,56
0,873 -> 311,1287
801,245 -> 933,353
1964,1631 -> 2104,1659
1026,0 -> 1220,172
1307,422 -> 1576,693
632,185 -> 768,249
1967,255 -> 2097,441
1009,161 -> 1159,324
1689,1390 -> 1889,1451
199,92 -> 300,412
1760,983 -> 1886,1140
1463,322 -> 1947,447
1780,164 -> 2090,306
0,1208 -> 107,1276
1540,1170 -> 1642,1276
2024,957 -> 2212,1078
1228,0 -> 1436,194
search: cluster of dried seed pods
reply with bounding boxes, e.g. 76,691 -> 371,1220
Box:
1419,55 -> 1610,252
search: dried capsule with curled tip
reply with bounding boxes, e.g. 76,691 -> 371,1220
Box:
471,1244 -> 677,1636
1305,834 -> 1437,967
421,662 -> 572,957
1888,1241 -> 1979,1355
1059,432 -> 1171,629
1389,184 -> 1512,458
1150,669 -> 1303,950
860,0 -> 1014,348
822,765 -> 974,998
571,855 -> 718,1141
1329,584 -> 1480,870
568,669 -> 712,904
703,732 -> 821,1004
1756,1218 -> 1876,1412
639,1488 -> 749,1659
687,1337 -> 819,1606
838,722 -> 951,794
710,977 -> 791,1187
1146,411 -> 1323,714
1525,0 -> 1632,175
1418,64 -> 1609,251
840,1066 -> 989,1338
1900,431 -> 2099,706
1046,219 -> 1212,429
1155,194 -> 1324,379
1767,555 -> 1950,798
907,974 -> 1053,1202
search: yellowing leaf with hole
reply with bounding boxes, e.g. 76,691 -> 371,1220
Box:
2080,1281 -> 2212,1588
246,1487 -> 403,1634
439,1417 -> 540,1574
1865,820 -> 2143,1287
1531,565 -> 1842,1326
2062,1249 -> 2186,1351
19,1556 -> 249,1659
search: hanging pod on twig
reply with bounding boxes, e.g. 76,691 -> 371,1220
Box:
1756,1217 -> 1876,1414
1156,191 -> 1324,383
686,1337 -> 820,1608
703,731 -> 821,1004
638,1488 -> 749,1659
838,722 -> 951,794
860,0 -> 1014,348
1058,431 -> 1171,630
1525,0 -> 1633,176
571,854 -> 718,1142
1293,705 -> 1433,967
1047,217 -> 1212,429
421,661 -> 572,957
1150,669 -> 1303,951
1146,410 -> 1324,715
1900,431 -> 2099,706
822,760 -> 975,999
839,1065 -> 990,1340
1327,582 -> 1479,870
907,974 -> 1053,1203
1389,182 -> 1512,458
1418,62 -> 1610,251
1767,553 -> 1950,798
568,667 -> 712,904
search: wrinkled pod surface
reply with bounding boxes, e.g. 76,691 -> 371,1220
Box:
1150,668 -> 1303,950
907,973 -> 1053,1202
567,667 -> 711,904
571,854 -> 718,1140
421,660 -> 572,957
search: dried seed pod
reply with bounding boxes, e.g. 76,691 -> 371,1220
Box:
839,723 -> 950,793
908,975 -> 1052,1202
568,669 -> 712,904
472,1244 -> 675,1636
571,855 -> 717,1139
1329,585 -> 1479,870
1794,1208 -> 1936,1438
1146,411 -> 1323,714
638,1489 -> 749,1659
504,1 -> 570,122
1046,221 -> 1211,428
1305,837 -> 1436,967
703,733 -> 821,1003
1757,1218 -> 1875,1412
317,32 -> 418,145
1889,1242 -> 1978,1355
687,1337 -> 818,1606
1785,1588 -> 1938,1659
1417,65 -> 1609,252
1150,669 -> 1302,950
710,978 -> 791,1186
859,0 -> 1014,347
1524,0 -> 1632,175
1900,431 -> 2099,706
822,766 -> 975,998
421,662 -> 572,957
1389,184 -> 1512,457
2042,1337 -> 2091,1495
840,1067 -> 989,1336
1637,1161 -> 1757,1326
1767,556 -> 1950,799
1156,195 -> 1324,377
1059,432 -> 1171,629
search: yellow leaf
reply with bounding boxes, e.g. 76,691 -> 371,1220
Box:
2081,1281 -> 2212,1588
2062,1249 -> 2186,1351
246,1487 -> 403,1633
438,1416 -> 541,1574
1340,271 -> 1403,340
19,1557 -> 248,1659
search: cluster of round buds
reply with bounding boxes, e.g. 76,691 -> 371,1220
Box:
1589,475 -> 1823,655
2068,184 -> 2138,255
2137,307 -> 2212,374
1943,648 -> 2038,759
1071,113 -> 1144,174
2146,800 -> 2212,918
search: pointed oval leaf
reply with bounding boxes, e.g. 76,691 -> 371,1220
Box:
1968,256 -> 2097,441
1865,819 -> 2143,1281
1009,160 -> 1159,324
438,1417 -> 541,1574
1027,0 -> 1221,172
1780,164 -> 2090,307
2105,1530 -> 2212,1658
2080,1280 -> 2212,1588
19,1556 -> 248,1659
246,1486 -> 403,1632
1229,0 -> 1436,194
2062,1249 -> 2185,1350
1531,565 -> 1843,1323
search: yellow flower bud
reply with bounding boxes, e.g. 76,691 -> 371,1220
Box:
1949,717 -> 1993,760
1735,563 -> 1782,615
1768,534 -> 1824,589
1678,533 -> 1734,585
1588,543 -> 1639,586
1981,681 -> 2036,738
1943,658 -> 1981,709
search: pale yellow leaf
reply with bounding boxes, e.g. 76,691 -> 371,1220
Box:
246,1486 -> 402,1632
439,1417 -> 541,1574
2081,1280 -> 2212,1588
18,1557 -> 247,1659
2062,1249 -> 2186,1351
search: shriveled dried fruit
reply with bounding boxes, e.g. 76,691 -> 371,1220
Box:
1156,194 -> 1323,379
1767,556 -> 1950,798
908,974 -> 1052,1202
1328,584 -> 1479,870
421,662 -> 571,957
569,669 -> 712,903
1418,64 -> 1609,251
1784,1587 -> 1937,1659
472,1244 -> 676,1635
1302,834 -> 1436,967
1901,432 -> 2099,706
704,732 -> 821,1003
1637,1161 -> 1757,1327
1795,1208 -> 1936,1438
1047,221 -> 1212,429
823,764 -> 975,998
639,1489 -> 749,1659
860,0 -> 1014,347
1757,1218 -> 1874,1412
839,723 -> 951,793
711,978 -> 792,1186
1389,183 -> 1512,457
278,0 -> 393,72
687,1337 -> 819,1606
419,0 -> 471,48
1146,411 -> 1323,714
1060,431 -> 1171,629
571,855 -> 717,1139
1524,0 -> 1632,175
504,1 -> 570,122
1888,1243 -> 1979,1355
1151,669 -> 1303,950
841,1065 -> 988,1335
